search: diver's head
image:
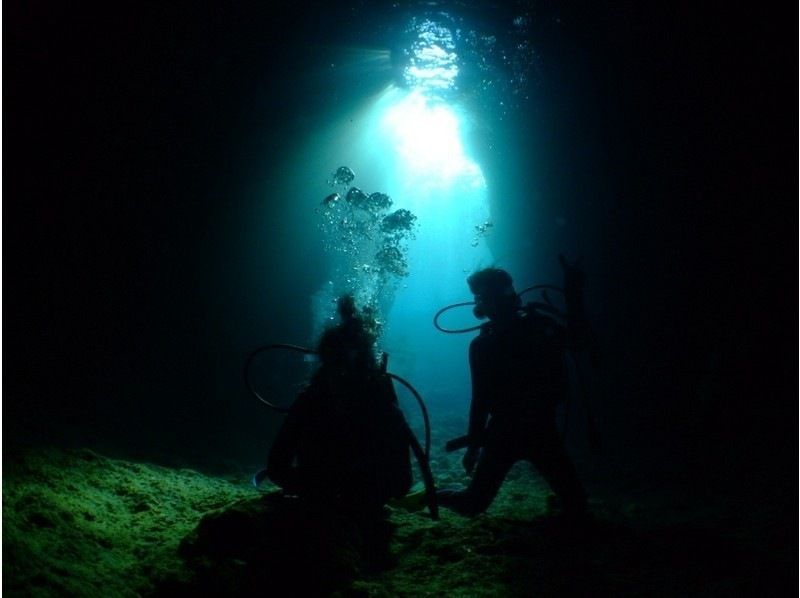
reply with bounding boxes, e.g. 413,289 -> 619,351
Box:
337,294 -> 358,323
317,296 -> 377,372
467,268 -> 521,320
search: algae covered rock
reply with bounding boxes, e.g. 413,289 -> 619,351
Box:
5,444 -> 779,597
172,493 -> 369,595
2,448 -> 253,597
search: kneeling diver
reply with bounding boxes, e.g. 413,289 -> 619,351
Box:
260,296 -> 437,519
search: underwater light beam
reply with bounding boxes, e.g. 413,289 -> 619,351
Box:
379,90 -> 483,189
308,17 -> 494,403
344,83 -> 492,401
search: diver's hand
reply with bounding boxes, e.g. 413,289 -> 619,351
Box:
462,446 -> 480,476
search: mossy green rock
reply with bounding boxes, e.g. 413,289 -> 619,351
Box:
3,447 -> 792,596
3,448 -> 253,597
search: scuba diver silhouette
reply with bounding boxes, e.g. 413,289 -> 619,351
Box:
437,256 -> 591,518
262,295 -> 432,518
234,296 -> 436,589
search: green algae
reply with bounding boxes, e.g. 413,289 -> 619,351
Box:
1,446 -> 556,597
3,448 -> 255,597
3,447 -> 792,597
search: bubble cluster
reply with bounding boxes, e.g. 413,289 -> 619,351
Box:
332,166 -> 355,187
375,246 -> 407,277
317,167 -> 418,340
470,220 -> 493,247
322,192 -> 340,207
367,192 -> 393,212
345,187 -> 369,208
381,208 -> 416,233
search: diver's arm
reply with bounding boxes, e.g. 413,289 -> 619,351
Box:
466,340 -> 490,447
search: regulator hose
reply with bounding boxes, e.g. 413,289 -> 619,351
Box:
388,372 -> 431,458
433,284 -> 566,334
244,343 -> 316,413
387,372 -> 437,518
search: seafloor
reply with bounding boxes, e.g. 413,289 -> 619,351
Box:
3,412 -> 794,596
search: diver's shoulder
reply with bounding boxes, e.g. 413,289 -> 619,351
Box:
472,322 -> 494,341
470,324 -> 498,355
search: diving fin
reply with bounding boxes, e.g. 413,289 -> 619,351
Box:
388,489 -> 427,512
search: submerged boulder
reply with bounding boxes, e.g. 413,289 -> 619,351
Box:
168,492 -> 394,595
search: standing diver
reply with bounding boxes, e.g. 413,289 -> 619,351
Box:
438,256 -> 590,518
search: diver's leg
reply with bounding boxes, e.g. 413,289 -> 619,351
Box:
438,448 -> 515,516
529,428 -> 587,515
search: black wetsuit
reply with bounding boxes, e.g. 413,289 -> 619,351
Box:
439,308 -> 587,516
267,368 -> 412,514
